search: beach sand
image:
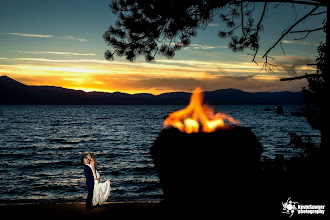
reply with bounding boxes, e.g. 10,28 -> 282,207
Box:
0,201 -> 161,217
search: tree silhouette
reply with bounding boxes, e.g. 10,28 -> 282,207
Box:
103,0 -> 231,62
283,41 -> 329,161
103,0 -> 329,159
103,0 -> 326,64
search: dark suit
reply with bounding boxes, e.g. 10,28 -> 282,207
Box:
84,165 -> 94,209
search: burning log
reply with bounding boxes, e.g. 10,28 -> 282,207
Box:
150,88 -> 263,214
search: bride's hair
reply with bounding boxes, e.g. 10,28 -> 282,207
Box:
87,152 -> 97,167
80,157 -> 85,166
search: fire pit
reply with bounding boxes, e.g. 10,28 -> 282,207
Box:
151,88 -> 263,212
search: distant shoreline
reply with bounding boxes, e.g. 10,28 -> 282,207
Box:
0,200 -> 161,206
1,76 -> 306,105
0,201 -> 160,217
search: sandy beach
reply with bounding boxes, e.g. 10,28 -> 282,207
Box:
0,201 -> 160,217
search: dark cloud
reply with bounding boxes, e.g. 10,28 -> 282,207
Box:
276,56 -> 315,76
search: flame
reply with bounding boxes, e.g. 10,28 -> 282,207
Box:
164,87 -> 240,133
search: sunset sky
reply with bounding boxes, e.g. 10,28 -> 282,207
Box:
0,0 -> 326,94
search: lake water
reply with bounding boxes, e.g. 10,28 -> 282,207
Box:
0,105 -> 320,203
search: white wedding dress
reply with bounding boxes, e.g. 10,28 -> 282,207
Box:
88,164 -> 111,206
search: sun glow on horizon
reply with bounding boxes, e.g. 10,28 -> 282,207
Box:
0,56 -> 312,94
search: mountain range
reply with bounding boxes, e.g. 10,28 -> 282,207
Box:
0,75 -> 306,105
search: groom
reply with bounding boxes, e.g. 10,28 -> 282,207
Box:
81,157 -> 94,210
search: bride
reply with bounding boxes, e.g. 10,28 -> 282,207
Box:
86,153 -> 111,206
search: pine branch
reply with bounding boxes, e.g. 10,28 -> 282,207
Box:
290,27 -> 325,40
262,5 -> 319,59
280,73 -> 323,81
251,2 -> 267,63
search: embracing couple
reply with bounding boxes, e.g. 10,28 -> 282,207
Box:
81,153 -> 111,211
